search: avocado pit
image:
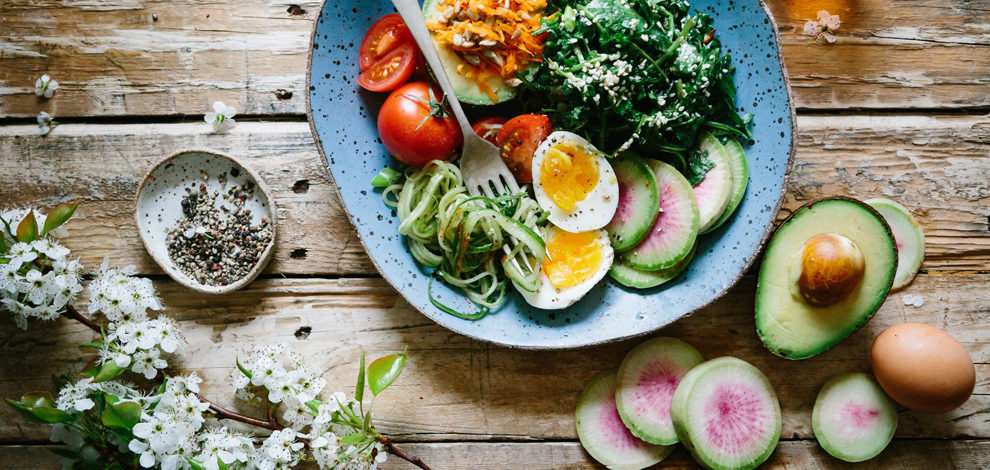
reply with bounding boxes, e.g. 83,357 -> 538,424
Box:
797,233 -> 865,307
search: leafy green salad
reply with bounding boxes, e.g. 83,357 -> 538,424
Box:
523,0 -> 751,160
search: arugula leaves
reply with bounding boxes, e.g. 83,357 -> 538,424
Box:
524,0 -> 751,159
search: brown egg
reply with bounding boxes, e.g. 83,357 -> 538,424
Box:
797,233 -> 865,307
871,323 -> 975,413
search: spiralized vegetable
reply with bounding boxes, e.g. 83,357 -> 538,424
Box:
383,161 -> 547,319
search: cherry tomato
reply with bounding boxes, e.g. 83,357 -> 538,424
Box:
378,82 -> 463,167
495,114 -> 552,184
471,117 -> 506,145
357,43 -> 417,92
359,14 -> 412,71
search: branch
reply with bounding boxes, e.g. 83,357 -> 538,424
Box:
379,435 -> 433,470
61,302 -> 432,469
62,304 -> 285,431
64,304 -> 101,333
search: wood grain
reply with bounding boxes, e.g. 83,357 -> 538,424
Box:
1,115 -> 987,275
0,440 -> 988,469
1,272 -> 986,443
1,0 -> 989,117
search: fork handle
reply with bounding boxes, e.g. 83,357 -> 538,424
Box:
390,0 -> 474,138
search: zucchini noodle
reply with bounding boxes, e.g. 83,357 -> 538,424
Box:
382,161 -> 547,319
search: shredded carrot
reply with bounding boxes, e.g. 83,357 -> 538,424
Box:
427,0 -> 547,102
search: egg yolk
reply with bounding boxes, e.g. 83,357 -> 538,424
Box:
539,143 -> 600,211
543,231 -> 604,288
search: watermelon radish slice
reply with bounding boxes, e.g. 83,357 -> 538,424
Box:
576,370 -> 675,469
609,243 -> 696,289
693,134 -> 734,234
616,337 -> 705,445
866,198 -> 925,290
623,160 -> 699,271
705,139 -> 749,233
606,153 -> 661,252
812,372 -> 898,463
671,357 -> 781,470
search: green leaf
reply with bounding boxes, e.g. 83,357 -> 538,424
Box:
15,211 -> 37,243
355,349 -> 366,405
338,432 -> 367,446
236,358 -> 252,379
101,395 -> 141,430
684,148 -> 714,186
367,348 -> 407,396
88,360 -> 125,383
187,458 -> 207,470
6,392 -> 72,423
363,410 -> 372,432
42,202 -> 79,236
0,234 -> 8,254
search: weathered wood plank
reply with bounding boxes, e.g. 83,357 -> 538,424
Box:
1,272 -> 986,442
1,114 -> 987,275
2,440 -> 989,469
1,0 -> 988,116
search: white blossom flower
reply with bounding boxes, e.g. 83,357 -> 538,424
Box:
131,348 -> 167,379
204,101 -> 237,133
35,74 -> 59,99
194,427 -> 253,470
32,238 -> 69,259
258,428 -> 304,469
37,111 -> 57,135
55,377 -> 96,412
803,10 -> 840,43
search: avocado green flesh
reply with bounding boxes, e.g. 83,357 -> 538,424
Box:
422,0 -> 516,105
756,199 -> 897,359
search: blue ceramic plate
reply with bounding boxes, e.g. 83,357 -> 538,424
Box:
307,0 -> 794,349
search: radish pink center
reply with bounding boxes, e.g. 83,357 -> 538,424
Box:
633,361 -> 680,422
599,396 -> 651,450
702,382 -> 769,454
613,179 -> 635,222
838,401 -> 880,429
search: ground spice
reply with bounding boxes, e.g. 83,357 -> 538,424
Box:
166,171 -> 273,287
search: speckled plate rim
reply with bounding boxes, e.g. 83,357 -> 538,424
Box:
133,148 -> 279,295
306,0 -> 796,350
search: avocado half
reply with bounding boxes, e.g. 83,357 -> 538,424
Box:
422,0 -> 517,105
755,197 -> 897,359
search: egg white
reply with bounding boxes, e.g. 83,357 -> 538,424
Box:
512,227 -> 614,310
532,131 -> 620,233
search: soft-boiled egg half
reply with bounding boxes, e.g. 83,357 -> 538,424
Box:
532,131 -> 619,233
513,226 -> 614,310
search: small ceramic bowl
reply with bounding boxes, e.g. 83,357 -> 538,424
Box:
134,149 -> 277,294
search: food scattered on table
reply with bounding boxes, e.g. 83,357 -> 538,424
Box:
755,197 -> 897,359
812,372 -> 897,463
615,337 -> 704,445
357,0 -> 754,317
575,369 -> 675,470
577,337 -> 782,469
671,356 -> 782,470
166,175 -> 273,287
866,197 -> 926,290
871,323 -> 975,413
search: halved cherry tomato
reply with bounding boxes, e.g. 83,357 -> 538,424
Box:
471,117 -> 506,145
357,43 -> 417,92
378,82 -> 462,168
359,14 -> 412,71
495,114 -> 552,184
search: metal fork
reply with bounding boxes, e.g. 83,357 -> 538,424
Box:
390,0 -> 521,199
390,0 -> 534,271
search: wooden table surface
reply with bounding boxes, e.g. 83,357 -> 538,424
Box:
1,0 -> 988,468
